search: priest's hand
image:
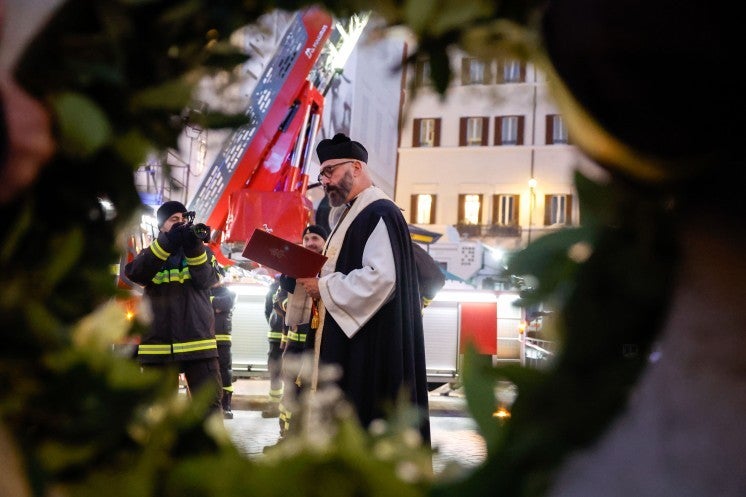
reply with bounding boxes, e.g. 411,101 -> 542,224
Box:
296,277 -> 320,300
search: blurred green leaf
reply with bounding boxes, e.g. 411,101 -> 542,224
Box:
44,228 -> 85,291
573,170 -> 615,229
461,347 -> 501,447
202,41 -> 252,69
432,1 -> 494,36
191,110 -> 253,130
112,129 -> 158,169
50,92 -> 112,158
130,79 -> 193,112
507,226 -> 594,305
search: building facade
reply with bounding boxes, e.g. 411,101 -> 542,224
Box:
394,49 -> 603,284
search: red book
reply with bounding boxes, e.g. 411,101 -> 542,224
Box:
242,228 -> 327,278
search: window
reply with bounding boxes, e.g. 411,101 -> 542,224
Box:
492,194 -> 520,225
459,117 -> 489,146
458,194 -> 483,224
544,194 -> 573,226
413,118 -> 441,147
546,114 -> 569,144
495,115 -> 525,145
497,59 -> 526,83
410,194 -> 436,224
414,59 -> 431,88
461,57 -> 491,85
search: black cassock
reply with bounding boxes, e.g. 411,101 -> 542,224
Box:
319,199 -> 431,445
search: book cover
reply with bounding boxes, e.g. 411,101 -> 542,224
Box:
241,228 -> 327,278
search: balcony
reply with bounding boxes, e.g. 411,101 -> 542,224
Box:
455,223 -> 522,238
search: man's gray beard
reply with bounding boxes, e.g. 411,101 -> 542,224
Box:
325,172 -> 353,207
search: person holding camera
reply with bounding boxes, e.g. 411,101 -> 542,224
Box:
124,200 -> 223,417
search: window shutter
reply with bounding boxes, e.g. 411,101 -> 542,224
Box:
494,117 -> 503,145
565,194 -> 573,224
481,117 -> 489,146
543,194 -> 551,225
485,59 -> 494,84
459,118 -> 467,146
517,116 -> 525,145
434,118 -> 441,146
410,195 -> 418,223
545,115 -> 554,145
458,194 -> 466,224
461,58 -> 471,85
519,62 -> 526,82
413,119 -> 421,147
430,195 -> 437,224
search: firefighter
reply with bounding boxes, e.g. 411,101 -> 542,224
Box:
278,224 -> 328,436
124,200 -> 223,416
262,276 -> 287,418
210,274 -> 236,419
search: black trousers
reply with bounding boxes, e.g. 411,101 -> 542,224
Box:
143,358 -> 223,414
217,343 -> 232,390
267,339 -> 283,402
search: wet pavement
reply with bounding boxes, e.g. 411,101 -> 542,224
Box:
225,378 -> 487,474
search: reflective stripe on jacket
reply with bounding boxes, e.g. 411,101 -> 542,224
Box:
124,233 -> 220,364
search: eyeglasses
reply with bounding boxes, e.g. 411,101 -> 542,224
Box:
317,160 -> 354,182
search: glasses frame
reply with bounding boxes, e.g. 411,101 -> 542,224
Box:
317,160 -> 355,183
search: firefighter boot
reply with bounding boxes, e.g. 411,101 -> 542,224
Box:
222,391 -> 233,419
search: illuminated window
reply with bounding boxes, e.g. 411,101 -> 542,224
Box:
413,118 -> 440,147
459,117 -> 488,146
461,57 -> 490,85
495,115 -> 525,145
493,194 -> 519,225
546,114 -> 569,144
544,194 -> 573,226
497,59 -> 526,83
410,194 -> 436,224
458,194 -> 483,224
415,59 -> 431,88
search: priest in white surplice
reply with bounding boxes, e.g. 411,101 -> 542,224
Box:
288,133 -> 430,445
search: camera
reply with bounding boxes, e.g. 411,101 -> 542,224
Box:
184,211 -> 211,242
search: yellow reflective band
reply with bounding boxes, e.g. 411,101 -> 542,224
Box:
185,252 -> 207,265
151,267 -> 192,284
223,386 -> 234,393
215,334 -> 231,342
269,387 -> 283,398
267,330 -> 283,340
138,344 -> 173,355
286,330 -> 307,342
150,240 -> 170,260
172,339 -> 217,354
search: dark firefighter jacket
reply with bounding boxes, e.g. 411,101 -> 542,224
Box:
211,284 -> 236,346
124,231 -> 220,364
264,278 -> 287,342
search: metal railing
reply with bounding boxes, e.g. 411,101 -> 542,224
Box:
522,337 -> 557,369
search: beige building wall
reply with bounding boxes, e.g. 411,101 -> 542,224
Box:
395,48 -> 602,256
